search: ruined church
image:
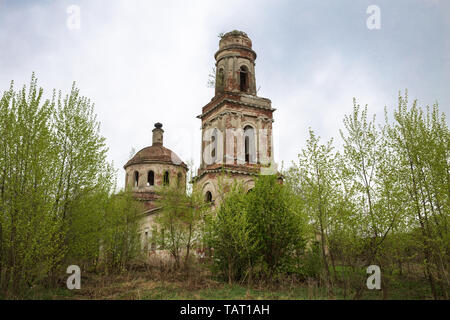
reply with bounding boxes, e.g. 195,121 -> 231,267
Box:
123,30 -> 277,243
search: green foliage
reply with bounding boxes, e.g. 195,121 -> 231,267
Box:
300,242 -> 323,279
1,73 -> 446,300
155,182 -> 206,269
207,67 -> 216,88
0,74 -> 142,295
205,182 -> 258,284
246,175 -> 307,277
385,91 -> 449,299
99,190 -> 142,273
286,91 -> 448,299
206,176 -> 307,283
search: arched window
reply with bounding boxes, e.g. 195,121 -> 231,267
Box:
211,134 -> 216,158
177,172 -> 182,186
217,68 -> 224,91
205,191 -> 213,203
211,128 -> 218,163
245,135 -> 249,163
151,226 -> 157,251
144,230 -> 149,251
163,171 -> 169,186
134,171 -> 139,187
239,65 -> 248,92
160,228 -> 166,249
147,170 -> 154,186
244,125 -> 255,163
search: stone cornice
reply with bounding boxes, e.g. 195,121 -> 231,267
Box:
141,206 -> 162,216
124,159 -> 188,170
201,111 -> 274,129
197,98 -> 276,120
214,45 -> 257,61
192,167 -> 259,182
216,54 -> 254,66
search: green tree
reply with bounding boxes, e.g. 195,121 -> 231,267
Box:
99,190 -> 142,274
0,75 -> 62,293
386,91 -> 449,299
290,129 -> 338,296
155,182 -> 206,269
246,175 -> 306,279
0,74 -> 140,295
340,100 -> 401,299
205,181 -> 258,284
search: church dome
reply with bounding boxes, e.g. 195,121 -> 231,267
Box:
124,145 -> 187,169
123,123 -> 187,169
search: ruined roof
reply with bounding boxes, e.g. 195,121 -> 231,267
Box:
124,145 -> 187,169
221,30 -> 248,38
216,30 -> 255,61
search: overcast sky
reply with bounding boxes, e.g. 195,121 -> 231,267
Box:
0,0 -> 449,188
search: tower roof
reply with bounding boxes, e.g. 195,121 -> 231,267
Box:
221,30 -> 249,38
124,145 -> 187,169
124,123 -> 187,169
215,30 -> 256,61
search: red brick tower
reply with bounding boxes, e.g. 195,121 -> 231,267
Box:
194,30 -> 277,203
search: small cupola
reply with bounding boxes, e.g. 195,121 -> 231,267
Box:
152,122 -> 164,146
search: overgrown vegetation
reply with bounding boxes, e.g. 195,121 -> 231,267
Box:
284,93 -> 449,299
153,183 -> 207,269
0,74 -> 142,297
0,74 -> 447,300
204,91 -> 448,300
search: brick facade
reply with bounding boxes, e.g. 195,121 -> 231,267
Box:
194,30 -> 277,204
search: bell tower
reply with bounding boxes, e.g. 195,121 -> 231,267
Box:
214,30 -> 257,96
195,30 -> 277,204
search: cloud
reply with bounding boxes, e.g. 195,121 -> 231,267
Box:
271,51 -> 389,167
0,0 -> 448,188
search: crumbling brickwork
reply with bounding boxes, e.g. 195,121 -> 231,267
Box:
194,30 -> 277,203
123,123 -> 188,246
123,31 -> 277,250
